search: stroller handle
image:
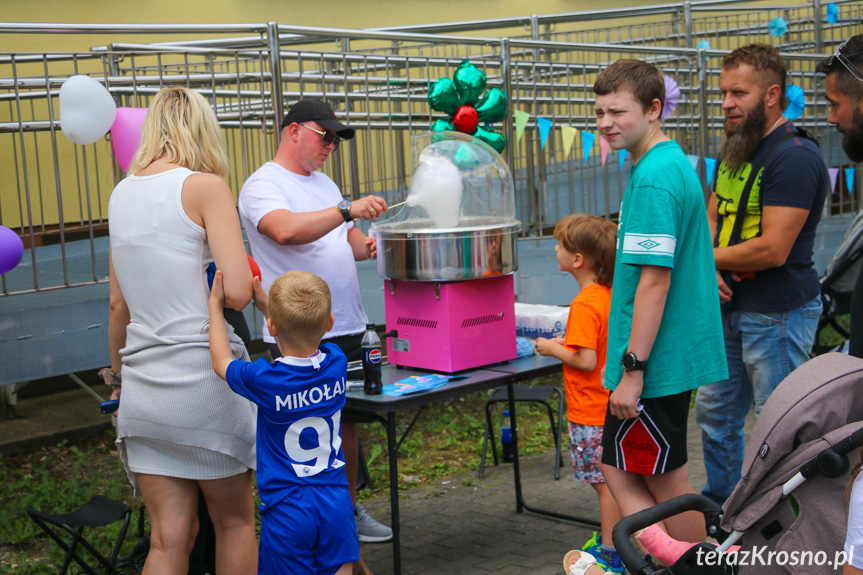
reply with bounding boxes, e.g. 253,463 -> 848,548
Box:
612,493 -> 723,575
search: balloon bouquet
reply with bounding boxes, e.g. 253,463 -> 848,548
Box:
428,60 -> 507,153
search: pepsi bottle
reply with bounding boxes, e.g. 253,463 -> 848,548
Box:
361,324 -> 382,395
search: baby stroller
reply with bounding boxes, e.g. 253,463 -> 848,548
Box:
813,210 -> 863,355
612,352 -> 863,575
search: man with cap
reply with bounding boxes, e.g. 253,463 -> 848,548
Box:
239,99 -> 392,544
817,36 -> 863,360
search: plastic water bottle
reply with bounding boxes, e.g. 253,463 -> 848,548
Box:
361,324 -> 382,395
501,410 -> 514,462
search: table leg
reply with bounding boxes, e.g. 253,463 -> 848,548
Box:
508,383 -> 600,527
387,411 -> 402,575
507,382 -> 524,513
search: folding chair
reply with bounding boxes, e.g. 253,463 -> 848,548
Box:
479,384 -> 565,479
27,495 -> 138,575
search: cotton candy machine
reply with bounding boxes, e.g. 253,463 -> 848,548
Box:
372,132 -> 520,372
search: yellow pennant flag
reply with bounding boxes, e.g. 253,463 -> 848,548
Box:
514,110 -> 530,142
561,126 -> 578,157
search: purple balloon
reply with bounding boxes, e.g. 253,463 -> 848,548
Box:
0,225 -> 24,274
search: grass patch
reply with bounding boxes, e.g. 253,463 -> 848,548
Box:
0,376 -> 563,572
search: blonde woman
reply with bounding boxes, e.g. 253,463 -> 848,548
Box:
106,87 -> 257,574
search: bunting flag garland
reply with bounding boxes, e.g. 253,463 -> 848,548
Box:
514,110 -> 530,142
828,168 -> 839,194
599,136 -> 610,166
537,117 -> 553,149
561,126 -> 578,157
686,154 -> 700,172
581,131 -> 596,161
704,158 -> 717,186
846,168 -> 856,194
619,149 -> 628,170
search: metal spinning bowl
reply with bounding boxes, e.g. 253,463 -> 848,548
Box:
373,217 -> 520,281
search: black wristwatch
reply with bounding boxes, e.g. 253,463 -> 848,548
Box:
621,351 -> 647,372
337,199 -> 353,222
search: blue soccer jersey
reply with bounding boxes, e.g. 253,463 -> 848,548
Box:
225,342 -> 349,511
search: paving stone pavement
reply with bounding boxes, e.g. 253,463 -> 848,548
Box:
356,409 -> 717,575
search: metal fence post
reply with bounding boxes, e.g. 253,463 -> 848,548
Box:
813,0 -> 824,54
697,48 -> 710,193
684,0 -> 693,48
267,21 -> 283,147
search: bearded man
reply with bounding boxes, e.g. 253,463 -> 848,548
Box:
695,44 -> 829,506
817,35 -> 863,359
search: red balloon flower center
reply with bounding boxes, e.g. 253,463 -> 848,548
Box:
452,105 -> 479,135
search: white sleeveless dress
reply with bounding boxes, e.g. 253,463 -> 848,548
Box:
108,168 -> 256,491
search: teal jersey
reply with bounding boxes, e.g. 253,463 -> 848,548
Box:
605,141 -> 727,398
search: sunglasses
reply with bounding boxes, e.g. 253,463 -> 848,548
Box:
830,40 -> 863,83
299,123 -> 342,150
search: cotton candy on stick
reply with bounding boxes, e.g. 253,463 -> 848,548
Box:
406,154 -> 463,228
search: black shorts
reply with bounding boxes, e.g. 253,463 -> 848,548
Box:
601,390 -> 691,475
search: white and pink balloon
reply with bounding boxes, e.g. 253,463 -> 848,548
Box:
59,75 -> 148,172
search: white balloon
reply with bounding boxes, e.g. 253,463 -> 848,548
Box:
59,75 -> 117,145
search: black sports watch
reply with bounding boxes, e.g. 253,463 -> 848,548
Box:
621,351 -> 647,372
337,199 -> 353,222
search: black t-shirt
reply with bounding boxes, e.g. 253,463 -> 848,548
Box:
713,123 -> 828,312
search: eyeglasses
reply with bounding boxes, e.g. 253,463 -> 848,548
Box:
830,40 -> 863,83
299,123 -> 342,150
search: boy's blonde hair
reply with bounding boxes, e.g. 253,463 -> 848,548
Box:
268,271 -> 332,349
128,87 -> 229,177
554,214 -> 617,287
593,59 -> 666,115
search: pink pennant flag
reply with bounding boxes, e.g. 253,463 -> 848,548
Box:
828,168 -> 839,194
599,136 -> 610,166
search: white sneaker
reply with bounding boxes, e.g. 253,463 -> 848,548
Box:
355,502 -> 392,543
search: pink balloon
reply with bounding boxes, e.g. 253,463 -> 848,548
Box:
110,107 -> 148,172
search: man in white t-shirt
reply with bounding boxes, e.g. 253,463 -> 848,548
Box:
239,99 -> 392,544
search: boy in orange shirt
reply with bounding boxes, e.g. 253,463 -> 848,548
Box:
535,214 -> 622,572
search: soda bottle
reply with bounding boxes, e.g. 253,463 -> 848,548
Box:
501,410 -> 514,462
361,323 -> 383,395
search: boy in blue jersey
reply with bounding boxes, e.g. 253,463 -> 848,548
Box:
209,269 -> 358,575
592,59 -> 727,550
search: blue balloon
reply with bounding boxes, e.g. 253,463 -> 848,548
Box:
826,3 -> 839,25
769,17 -> 788,38
784,84 -> 805,121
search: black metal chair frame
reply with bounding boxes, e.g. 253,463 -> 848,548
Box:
479,384 -> 565,479
27,495 -> 134,575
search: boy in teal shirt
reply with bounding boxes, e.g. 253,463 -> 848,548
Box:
594,59 -> 727,546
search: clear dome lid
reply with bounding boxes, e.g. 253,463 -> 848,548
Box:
375,131 -> 517,232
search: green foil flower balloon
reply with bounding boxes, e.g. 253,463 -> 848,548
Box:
428,60 -> 507,153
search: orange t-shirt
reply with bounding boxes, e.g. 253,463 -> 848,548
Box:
563,283 -> 611,426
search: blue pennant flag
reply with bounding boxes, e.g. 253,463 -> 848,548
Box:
685,154 -> 700,172
847,168 -> 856,194
537,117 -> 553,149
581,131 -> 596,162
704,158 -> 717,187
618,149 -> 628,170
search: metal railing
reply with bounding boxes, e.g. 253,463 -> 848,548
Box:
0,1 -> 861,298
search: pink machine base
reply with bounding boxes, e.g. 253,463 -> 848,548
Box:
384,275 -> 517,373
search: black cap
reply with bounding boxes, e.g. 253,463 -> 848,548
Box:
280,99 -> 355,140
